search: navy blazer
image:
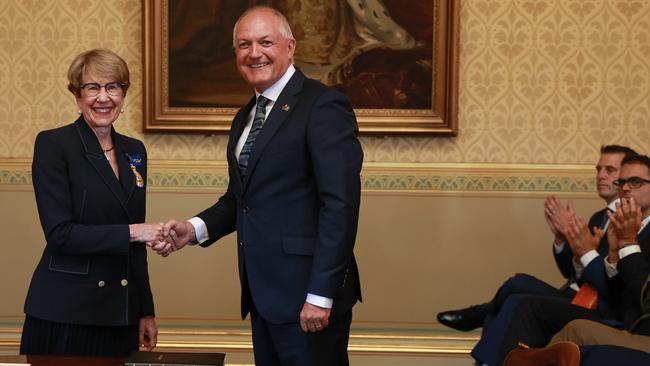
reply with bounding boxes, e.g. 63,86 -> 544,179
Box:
196,70 -> 363,324
24,117 -> 154,326
633,274 -> 650,335
611,227 -> 650,332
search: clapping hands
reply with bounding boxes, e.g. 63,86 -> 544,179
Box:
544,196 -> 602,258
564,215 -> 604,258
606,197 -> 642,261
544,195 -> 575,244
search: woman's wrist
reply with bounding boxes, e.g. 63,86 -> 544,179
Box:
129,224 -> 141,242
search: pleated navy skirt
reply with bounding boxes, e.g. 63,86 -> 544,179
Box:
20,314 -> 139,357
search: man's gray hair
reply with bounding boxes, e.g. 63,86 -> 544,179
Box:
232,6 -> 294,48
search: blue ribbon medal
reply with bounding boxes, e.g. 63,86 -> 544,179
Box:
126,153 -> 144,187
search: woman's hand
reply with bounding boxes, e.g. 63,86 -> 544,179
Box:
139,316 -> 157,351
129,223 -> 164,243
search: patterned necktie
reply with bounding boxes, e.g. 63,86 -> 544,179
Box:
238,95 -> 270,177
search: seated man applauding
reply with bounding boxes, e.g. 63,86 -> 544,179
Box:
476,155 -> 650,366
506,196 -> 650,365
438,145 -> 637,332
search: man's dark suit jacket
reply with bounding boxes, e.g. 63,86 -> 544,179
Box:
195,70 -> 363,324
24,117 -> 154,326
618,239 -> 650,335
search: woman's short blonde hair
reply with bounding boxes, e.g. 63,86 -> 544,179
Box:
67,48 -> 130,97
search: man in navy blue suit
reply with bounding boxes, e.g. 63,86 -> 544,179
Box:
154,6 -> 363,366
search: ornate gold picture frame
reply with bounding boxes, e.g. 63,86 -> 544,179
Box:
143,0 -> 459,134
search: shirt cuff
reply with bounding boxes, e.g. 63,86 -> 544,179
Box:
188,217 -> 208,245
553,241 -> 566,254
579,250 -> 599,268
572,258 -> 584,279
306,293 -> 333,309
619,244 -> 641,259
604,256 -> 618,278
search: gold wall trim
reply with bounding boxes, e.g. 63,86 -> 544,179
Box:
0,319 -> 476,357
0,158 -> 594,194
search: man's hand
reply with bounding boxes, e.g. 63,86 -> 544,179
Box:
544,196 -> 574,243
139,316 -> 157,351
607,197 -> 642,251
565,215 -> 604,258
150,220 -> 196,257
299,302 -> 331,333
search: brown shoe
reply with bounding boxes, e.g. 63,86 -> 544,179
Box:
503,342 -> 580,366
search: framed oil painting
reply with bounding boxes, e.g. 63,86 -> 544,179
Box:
143,0 -> 459,134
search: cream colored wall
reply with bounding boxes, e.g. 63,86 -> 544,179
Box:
1,0 -> 649,161
1,0 -> 650,326
0,187 -> 603,323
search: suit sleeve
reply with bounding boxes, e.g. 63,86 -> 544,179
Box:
581,256 -> 611,299
32,132 -> 129,256
135,243 -> 155,317
196,182 -> 238,247
305,90 -> 363,298
642,275 -> 650,315
194,106 -> 250,246
553,244 -> 576,279
135,145 -> 155,317
618,251 -> 650,310
572,210 -> 611,296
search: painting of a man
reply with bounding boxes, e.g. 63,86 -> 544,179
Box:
168,0 -> 433,109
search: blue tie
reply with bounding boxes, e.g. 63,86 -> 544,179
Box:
238,96 -> 270,177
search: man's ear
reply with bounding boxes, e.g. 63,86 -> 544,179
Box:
287,38 -> 296,58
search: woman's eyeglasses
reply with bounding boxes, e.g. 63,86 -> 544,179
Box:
80,82 -> 126,97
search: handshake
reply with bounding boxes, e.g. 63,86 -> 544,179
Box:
129,220 -> 196,257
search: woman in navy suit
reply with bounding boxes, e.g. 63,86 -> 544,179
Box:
20,49 -> 162,356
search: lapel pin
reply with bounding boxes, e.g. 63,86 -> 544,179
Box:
282,104 -> 290,112
130,164 -> 145,188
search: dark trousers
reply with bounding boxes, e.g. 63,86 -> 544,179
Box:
482,273 -> 575,330
250,308 -> 352,366
472,295 -> 602,366
489,273 -> 575,314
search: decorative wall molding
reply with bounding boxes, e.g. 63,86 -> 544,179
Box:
0,159 -> 595,195
358,162 -> 595,195
0,317 -> 477,358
